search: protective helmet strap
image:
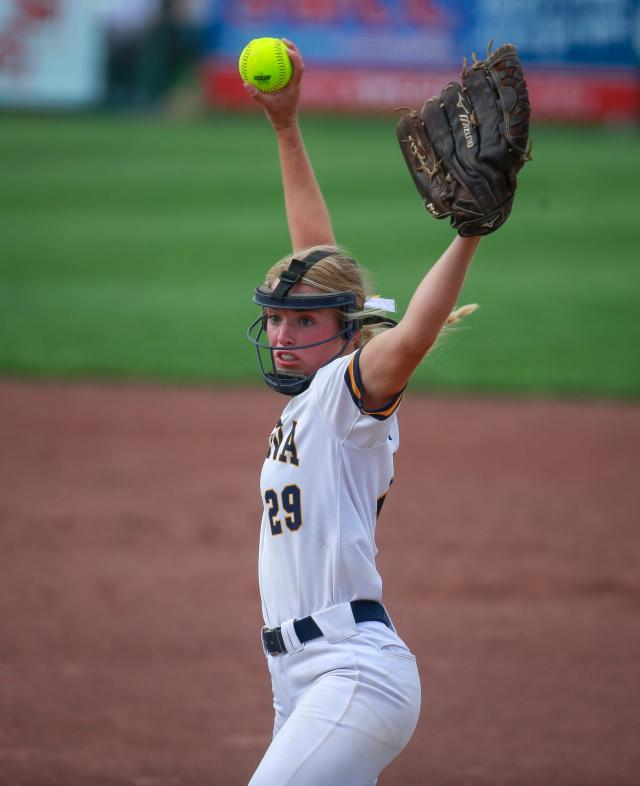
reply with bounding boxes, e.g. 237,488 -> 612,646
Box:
270,249 -> 338,300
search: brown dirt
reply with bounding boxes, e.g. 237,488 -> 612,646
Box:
1,380 -> 639,786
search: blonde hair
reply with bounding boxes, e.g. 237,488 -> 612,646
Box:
265,245 -> 388,348
445,303 -> 479,325
264,245 -> 478,347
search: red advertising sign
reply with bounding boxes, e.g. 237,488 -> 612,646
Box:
204,61 -> 640,122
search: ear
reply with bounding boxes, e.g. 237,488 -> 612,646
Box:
348,328 -> 361,353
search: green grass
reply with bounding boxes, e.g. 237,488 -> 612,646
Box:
1,112 -> 639,397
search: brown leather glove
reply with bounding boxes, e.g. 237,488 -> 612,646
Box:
397,43 -> 531,236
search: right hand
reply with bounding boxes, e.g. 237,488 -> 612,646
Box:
243,39 -> 304,132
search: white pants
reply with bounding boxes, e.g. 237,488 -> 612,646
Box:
249,615 -> 421,786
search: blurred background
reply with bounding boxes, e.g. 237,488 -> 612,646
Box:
2,5 -> 640,786
0,0 -> 638,397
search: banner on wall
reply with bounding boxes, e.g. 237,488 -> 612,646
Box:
202,0 -> 640,121
0,0 -> 103,107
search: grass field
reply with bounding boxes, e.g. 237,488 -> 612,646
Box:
1,112 -> 639,396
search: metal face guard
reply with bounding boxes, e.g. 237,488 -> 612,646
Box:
246,313 -> 355,396
247,249 -> 360,396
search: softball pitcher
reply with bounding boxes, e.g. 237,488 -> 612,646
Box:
242,37 -> 529,786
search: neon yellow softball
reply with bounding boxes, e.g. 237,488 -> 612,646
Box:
239,37 -> 293,93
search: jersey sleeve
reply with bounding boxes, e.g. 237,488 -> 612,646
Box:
343,348 -> 404,421
312,349 -> 404,444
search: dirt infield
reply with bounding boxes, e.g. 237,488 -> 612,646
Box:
1,380 -> 639,786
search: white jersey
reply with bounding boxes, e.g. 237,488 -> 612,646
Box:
258,348 -> 403,627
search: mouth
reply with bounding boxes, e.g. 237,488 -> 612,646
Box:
275,351 -> 300,369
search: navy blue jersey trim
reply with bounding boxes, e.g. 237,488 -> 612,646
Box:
343,348 -> 404,421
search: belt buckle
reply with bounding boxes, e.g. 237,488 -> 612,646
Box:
261,625 -> 286,656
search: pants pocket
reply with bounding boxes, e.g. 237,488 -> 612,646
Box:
378,642 -> 417,661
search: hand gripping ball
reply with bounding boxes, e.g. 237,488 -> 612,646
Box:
239,37 -> 293,93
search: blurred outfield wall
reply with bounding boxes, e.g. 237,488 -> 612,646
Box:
1,0 -> 638,118
0,0 -> 103,107
204,0 -> 640,122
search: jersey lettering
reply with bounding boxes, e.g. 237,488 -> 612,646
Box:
281,484 -> 302,530
264,488 -> 282,535
278,420 -> 299,465
267,419 -> 284,459
263,484 -> 303,535
267,419 -> 300,465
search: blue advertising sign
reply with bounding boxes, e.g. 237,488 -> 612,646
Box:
206,0 -> 639,68
202,0 -> 640,120
470,0 -> 639,68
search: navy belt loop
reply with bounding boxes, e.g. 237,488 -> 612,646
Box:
261,600 -> 391,656
261,625 -> 286,655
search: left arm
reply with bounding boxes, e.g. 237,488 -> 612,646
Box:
358,235 -> 480,409
243,40 -> 335,251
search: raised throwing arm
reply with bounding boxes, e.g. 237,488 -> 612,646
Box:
243,40 -> 335,251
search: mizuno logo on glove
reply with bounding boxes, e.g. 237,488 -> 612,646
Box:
456,93 -> 475,149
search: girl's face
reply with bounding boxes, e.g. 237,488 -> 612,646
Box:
265,284 -> 350,377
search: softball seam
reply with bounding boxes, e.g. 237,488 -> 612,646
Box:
239,41 -> 252,82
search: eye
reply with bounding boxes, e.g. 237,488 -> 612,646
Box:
267,313 -> 282,324
299,315 -> 314,327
